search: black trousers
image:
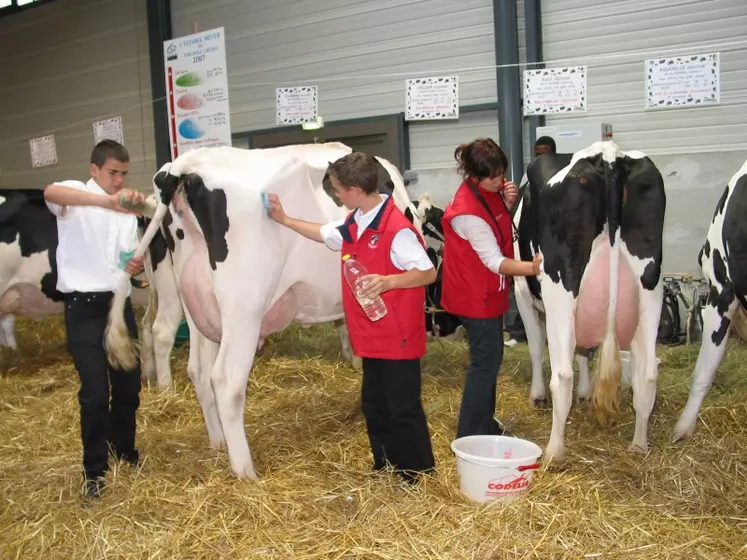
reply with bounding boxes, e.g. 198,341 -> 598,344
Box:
64,291 -> 141,480
456,315 -> 505,439
361,358 -> 435,478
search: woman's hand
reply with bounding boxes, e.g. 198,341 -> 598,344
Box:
502,180 -> 519,208
532,253 -> 543,276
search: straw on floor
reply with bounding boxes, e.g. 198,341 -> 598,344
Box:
1,313 -> 745,559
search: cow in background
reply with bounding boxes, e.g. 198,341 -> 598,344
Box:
673,158 -> 747,441
105,143 -> 427,479
513,141 -> 666,468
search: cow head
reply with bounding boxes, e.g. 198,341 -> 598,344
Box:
404,194 -> 445,242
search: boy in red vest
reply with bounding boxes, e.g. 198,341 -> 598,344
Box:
441,138 -> 542,439
265,152 -> 437,482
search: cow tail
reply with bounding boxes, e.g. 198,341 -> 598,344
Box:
105,202 -> 170,372
593,154 -> 624,426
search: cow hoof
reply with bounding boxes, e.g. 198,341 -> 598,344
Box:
672,427 -> 693,444
547,457 -> 567,471
531,397 -> 548,409
628,442 -> 648,454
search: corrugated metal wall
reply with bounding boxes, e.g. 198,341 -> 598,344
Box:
0,0 -> 156,192
541,0 -> 747,155
171,0 -> 509,170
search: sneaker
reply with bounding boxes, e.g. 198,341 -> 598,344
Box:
82,477 -> 106,500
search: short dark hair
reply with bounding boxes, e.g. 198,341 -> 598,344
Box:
454,138 -> 508,182
91,140 -> 129,167
328,152 -> 379,195
534,136 -> 556,153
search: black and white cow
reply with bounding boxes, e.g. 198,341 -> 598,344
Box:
512,141 -> 666,468
105,143 -> 429,479
673,158 -> 747,441
0,189 -> 65,348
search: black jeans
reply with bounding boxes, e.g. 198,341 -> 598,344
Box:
361,358 -> 435,479
456,315 -> 505,438
64,291 -> 141,480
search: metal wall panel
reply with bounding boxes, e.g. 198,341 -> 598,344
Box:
0,0 -> 156,192
541,0 -> 747,155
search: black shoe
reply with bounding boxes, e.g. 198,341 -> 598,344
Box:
82,477 -> 105,500
116,449 -> 140,467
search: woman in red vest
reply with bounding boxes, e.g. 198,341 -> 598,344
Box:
440,138 -> 542,439
265,152 -> 437,483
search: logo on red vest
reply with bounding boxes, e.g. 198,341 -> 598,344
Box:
368,233 -> 379,249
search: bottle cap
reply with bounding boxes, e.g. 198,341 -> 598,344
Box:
342,254 -> 352,261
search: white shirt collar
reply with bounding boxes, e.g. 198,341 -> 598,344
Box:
87,178 -> 107,196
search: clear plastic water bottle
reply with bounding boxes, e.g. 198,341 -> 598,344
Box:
342,254 -> 388,322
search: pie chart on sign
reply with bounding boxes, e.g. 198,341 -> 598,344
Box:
177,93 -> 203,110
178,118 -> 205,140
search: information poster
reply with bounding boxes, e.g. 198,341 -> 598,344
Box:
163,27 -> 232,160
93,116 -> 124,145
405,76 -> 459,120
29,135 -> 57,168
645,53 -> 720,110
276,86 -> 318,124
523,66 -> 587,115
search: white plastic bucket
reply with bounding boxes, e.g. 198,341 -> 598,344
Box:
450,435 -> 542,504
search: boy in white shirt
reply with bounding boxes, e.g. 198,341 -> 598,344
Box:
44,140 -> 147,500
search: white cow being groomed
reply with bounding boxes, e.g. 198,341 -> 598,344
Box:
673,158 -> 747,442
512,141 -> 666,468
105,142 -> 423,478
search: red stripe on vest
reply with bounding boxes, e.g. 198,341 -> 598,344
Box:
340,197 -> 427,359
440,180 -> 515,319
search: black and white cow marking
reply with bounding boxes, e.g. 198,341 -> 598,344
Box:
673,158 -> 747,441
0,189 -> 64,348
513,141 -> 666,468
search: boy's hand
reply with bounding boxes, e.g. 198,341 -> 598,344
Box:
357,274 -> 392,299
125,256 -> 145,276
106,189 -> 145,214
266,193 -> 287,224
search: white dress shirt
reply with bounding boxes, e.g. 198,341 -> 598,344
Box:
319,194 -> 434,272
45,179 -> 138,294
450,215 -> 507,276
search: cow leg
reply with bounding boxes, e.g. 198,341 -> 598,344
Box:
576,351 -> 591,404
139,286 -> 158,385
628,283 -> 664,453
150,296 -> 184,390
210,323 -> 261,480
334,319 -> 362,369
187,327 -> 224,449
543,281 -> 577,469
515,278 -> 547,408
673,294 -> 738,442
0,315 -> 16,349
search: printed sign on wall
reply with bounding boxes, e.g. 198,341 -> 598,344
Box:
276,86 -> 318,125
645,53 -> 720,110
93,116 -> 124,145
523,66 -> 587,115
405,76 -> 459,120
29,135 -> 57,168
163,26 -> 232,160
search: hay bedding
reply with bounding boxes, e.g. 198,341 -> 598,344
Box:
1,315 -> 746,559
